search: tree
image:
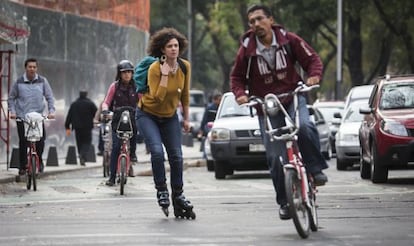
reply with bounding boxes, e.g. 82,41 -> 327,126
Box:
149,0 -> 413,100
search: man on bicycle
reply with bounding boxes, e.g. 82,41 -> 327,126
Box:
8,58 -> 56,176
230,4 -> 328,220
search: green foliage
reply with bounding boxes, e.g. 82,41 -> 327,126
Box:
149,0 -> 414,100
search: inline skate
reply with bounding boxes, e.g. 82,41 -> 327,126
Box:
157,190 -> 170,217
172,191 -> 196,219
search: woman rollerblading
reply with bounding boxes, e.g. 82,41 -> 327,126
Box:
157,188 -> 170,217
135,27 -> 196,218
172,189 -> 196,219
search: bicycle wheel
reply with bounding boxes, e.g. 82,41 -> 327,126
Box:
103,152 -> 110,177
285,169 -> 310,238
308,182 -> 318,231
26,156 -> 31,190
120,156 -> 126,195
31,154 -> 37,191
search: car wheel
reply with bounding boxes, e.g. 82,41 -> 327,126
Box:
206,160 -> 214,172
336,158 -> 349,170
370,144 -> 388,183
322,143 -> 332,160
359,147 -> 371,179
214,161 -> 226,179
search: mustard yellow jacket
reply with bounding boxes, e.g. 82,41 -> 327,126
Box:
138,59 -> 190,118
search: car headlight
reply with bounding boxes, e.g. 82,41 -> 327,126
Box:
210,128 -> 230,141
265,97 -> 280,116
381,120 -> 408,136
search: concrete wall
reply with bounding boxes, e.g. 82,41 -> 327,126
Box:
0,1 -> 149,165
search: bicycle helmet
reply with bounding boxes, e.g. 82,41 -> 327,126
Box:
117,60 -> 134,72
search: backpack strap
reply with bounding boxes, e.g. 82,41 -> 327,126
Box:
177,58 -> 187,76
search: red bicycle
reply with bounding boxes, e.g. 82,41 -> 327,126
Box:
114,106 -> 134,195
246,82 -> 319,238
17,112 -> 48,191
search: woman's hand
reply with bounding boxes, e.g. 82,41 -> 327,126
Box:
183,119 -> 190,133
160,62 -> 170,76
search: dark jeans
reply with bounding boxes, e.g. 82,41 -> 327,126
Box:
74,128 -> 92,161
258,94 -> 328,206
16,121 -> 45,170
135,108 -> 183,191
109,130 -> 137,181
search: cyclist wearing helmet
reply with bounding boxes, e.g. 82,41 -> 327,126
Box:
102,60 -> 138,186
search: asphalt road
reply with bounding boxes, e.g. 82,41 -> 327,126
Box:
0,158 -> 414,246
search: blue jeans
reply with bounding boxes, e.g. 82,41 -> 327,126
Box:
135,108 -> 183,191
109,130 -> 137,181
258,94 -> 328,205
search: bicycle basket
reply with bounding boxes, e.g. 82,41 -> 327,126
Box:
24,112 -> 44,141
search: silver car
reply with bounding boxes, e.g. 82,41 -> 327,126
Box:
335,99 -> 368,170
209,92 -> 267,179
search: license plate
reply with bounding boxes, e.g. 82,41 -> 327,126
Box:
249,144 -> 265,152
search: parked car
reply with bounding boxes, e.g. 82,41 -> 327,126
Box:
189,89 -> 206,138
344,84 -> 374,110
359,74 -> 414,183
209,92 -> 267,179
309,106 -> 333,160
313,100 -> 345,154
335,99 -> 368,170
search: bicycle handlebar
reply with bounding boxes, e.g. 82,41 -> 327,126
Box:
242,82 -> 319,141
16,115 -> 51,123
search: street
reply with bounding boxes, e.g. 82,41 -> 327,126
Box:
0,149 -> 414,245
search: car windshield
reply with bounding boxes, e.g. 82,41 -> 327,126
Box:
380,82 -> 414,109
343,102 -> 365,123
218,95 -> 256,118
317,107 -> 343,122
190,93 -> 205,107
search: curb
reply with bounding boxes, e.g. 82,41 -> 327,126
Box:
0,158 -> 205,184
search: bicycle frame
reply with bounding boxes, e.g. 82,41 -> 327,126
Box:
114,107 -> 134,195
263,90 -> 313,210
18,112 -> 47,191
116,136 -> 131,177
245,82 -> 319,238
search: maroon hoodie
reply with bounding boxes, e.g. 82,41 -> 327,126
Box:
230,25 -> 323,109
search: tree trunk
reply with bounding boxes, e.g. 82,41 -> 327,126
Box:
346,7 -> 365,86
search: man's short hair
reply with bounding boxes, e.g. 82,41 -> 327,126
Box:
246,4 -> 273,17
24,58 -> 37,68
212,92 -> 222,101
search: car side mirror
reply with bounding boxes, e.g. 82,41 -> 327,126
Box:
308,107 -> 315,116
333,112 -> 342,119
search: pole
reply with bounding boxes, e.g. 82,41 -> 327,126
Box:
187,0 -> 192,84
336,0 -> 343,100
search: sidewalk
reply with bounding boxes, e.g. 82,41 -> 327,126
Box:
0,142 -> 204,184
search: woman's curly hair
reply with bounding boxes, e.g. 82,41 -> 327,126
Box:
147,27 -> 188,58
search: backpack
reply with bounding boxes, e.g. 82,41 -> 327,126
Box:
134,56 -> 187,93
